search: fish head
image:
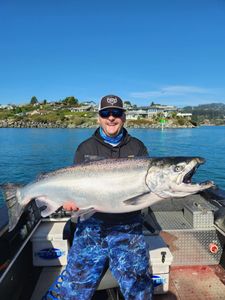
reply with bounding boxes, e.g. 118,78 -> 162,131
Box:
146,157 -> 214,198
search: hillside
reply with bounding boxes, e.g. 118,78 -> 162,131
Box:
0,102 -> 224,128
182,103 -> 225,125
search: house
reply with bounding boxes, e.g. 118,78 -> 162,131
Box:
70,106 -> 93,112
123,102 -> 133,110
27,110 -> 49,116
126,107 -> 149,120
176,113 -> 192,118
148,105 -> 177,117
81,101 -> 96,107
0,104 -> 14,110
126,104 -> 178,120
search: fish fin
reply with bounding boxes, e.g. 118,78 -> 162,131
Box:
0,183 -> 24,231
71,207 -> 96,222
123,194 -> 149,206
35,197 -> 59,217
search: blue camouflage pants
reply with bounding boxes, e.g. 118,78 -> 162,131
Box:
60,216 -> 152,300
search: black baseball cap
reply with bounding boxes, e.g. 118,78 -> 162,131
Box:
98,95 -> 126,111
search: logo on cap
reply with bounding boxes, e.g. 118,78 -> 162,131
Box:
106,97 -> 118,105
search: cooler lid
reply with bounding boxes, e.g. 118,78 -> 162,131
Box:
145,235 -> 173,264
31,222 -> 65,241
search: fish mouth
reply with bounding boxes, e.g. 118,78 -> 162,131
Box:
182,158 -> 214,188
183,166 -> 198,184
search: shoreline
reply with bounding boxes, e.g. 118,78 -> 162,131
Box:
0,119 -> 197,129
0,124 -> 196,129
1,124 -> 222,129
0,119 -> 222,129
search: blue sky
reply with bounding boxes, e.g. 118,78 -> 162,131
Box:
0,0 -> 225,107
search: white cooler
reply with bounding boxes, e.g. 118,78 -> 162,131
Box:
31,221 -> 69,266
98,235 -> 173,294
145,235 -> 173,294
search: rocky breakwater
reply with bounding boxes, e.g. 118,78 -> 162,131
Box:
0,119 -> 66,128
126,119 -> 196,129
127,123 -> 196,129
0,119 -> 98,128
0,118 -> 196,129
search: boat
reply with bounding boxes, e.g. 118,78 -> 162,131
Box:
0,186 -> 225,300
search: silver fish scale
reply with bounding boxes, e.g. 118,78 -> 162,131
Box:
38,158 -> 150,180
21,158 -> 151,216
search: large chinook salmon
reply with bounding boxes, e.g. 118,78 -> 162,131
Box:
1,157 -> 214,231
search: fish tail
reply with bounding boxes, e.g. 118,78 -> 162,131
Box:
0,184 -> 23,231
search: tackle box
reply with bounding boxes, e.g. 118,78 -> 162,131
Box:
183,202 -> 214,228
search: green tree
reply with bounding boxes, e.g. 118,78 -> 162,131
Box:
62,96 -> 78,106
14,107 -> 22,114
30,96 -> 38,105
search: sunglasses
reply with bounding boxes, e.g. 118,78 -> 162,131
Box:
99,109 -> 124,118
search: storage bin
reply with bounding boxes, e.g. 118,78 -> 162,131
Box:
145,235 -> 173,294
184,202 -> 214,228
31,222 -> 69,266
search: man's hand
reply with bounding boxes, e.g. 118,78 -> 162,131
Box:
63,201 -> 79,211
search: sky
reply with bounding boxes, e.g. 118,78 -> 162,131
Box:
0,0 -> 225,107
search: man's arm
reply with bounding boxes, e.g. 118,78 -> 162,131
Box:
74,146 -> 84,164
138,142 -> 149,157
63,147 -> 84,211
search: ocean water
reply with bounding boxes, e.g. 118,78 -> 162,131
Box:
0,126 -> 225,207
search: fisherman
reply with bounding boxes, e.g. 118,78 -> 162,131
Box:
60,95 -> 153,300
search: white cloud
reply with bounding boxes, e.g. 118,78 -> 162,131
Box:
130,91 -> 163,98
130,85 -> 212,99
162,85 -> 210,94
129,85 -> 225,106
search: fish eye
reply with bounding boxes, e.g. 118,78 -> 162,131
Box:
174,165 -> 184,172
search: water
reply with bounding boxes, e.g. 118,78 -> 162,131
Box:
0,126 -> 225,207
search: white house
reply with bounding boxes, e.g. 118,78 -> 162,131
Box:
176,113 -> 192,118
70,106 -> 93,112
126,107 -> 150,120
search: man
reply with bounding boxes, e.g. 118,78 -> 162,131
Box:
60,95 -> 152,300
